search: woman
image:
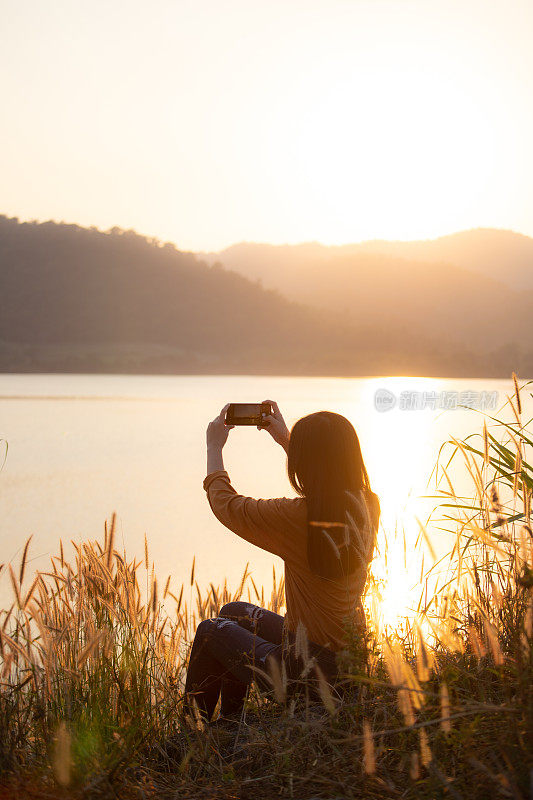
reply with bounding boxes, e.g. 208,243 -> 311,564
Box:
184,400 -> 380,722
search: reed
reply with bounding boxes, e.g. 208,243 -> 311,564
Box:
0,379 -> 531,798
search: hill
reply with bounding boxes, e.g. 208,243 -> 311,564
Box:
355,228 -> 533,289
203,230 -> 533,349
0,215 -> 531,377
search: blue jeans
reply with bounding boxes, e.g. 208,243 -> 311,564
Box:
184,601 -> 338,721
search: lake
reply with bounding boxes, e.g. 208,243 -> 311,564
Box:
0,374 -> 526,622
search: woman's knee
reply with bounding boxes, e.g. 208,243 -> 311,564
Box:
194,617 -> 219,641
195,616 -> 241,642
219,601 -> 257,619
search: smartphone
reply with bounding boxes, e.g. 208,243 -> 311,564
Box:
225,402 -> 272,426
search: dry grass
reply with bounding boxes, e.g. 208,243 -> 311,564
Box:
0,377 -> 531,799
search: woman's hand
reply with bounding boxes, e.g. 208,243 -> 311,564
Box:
206,404 -> 234,451
258,399 -> 290,453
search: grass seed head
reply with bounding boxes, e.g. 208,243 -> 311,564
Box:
440,682 -> 451,733
419,727 -> 432,767
52,721 -> 71,788
19,535 -> 33,586
362,719 -> 375,774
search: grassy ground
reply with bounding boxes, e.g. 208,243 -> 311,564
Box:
0,377 -> 531,799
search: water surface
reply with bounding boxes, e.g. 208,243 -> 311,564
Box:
0,374 -> 524,620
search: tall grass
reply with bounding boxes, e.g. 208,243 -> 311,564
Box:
0,378 -> 531,799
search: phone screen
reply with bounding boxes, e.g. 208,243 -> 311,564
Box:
225,403 -> 271,426
233,404 -> 259,418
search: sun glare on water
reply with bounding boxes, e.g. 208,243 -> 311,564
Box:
354,378 -> 450,633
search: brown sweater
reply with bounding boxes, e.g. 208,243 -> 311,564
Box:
203,470 -> 380,652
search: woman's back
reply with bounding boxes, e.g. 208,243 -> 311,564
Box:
204,470 -> 380,651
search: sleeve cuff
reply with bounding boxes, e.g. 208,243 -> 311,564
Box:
203,469 -> 231,492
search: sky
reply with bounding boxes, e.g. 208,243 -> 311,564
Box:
1,0 -> 532,252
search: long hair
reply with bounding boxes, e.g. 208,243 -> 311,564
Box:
287,411 -> 378,580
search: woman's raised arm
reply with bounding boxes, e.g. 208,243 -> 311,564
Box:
206,404 -> 233,474
203,471 -> 303,561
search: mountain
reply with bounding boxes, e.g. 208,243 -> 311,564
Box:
203,230 -> 533,349
206,227 -> 533,290
0,215 -> 531,378
355,228 -> 533,289
0,216 -> 340,374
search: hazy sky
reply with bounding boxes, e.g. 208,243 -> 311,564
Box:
1,0 -> 532,251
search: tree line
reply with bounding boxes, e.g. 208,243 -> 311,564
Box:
0,216 -> 531,377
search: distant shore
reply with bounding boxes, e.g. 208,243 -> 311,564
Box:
1,344 -> 532,380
